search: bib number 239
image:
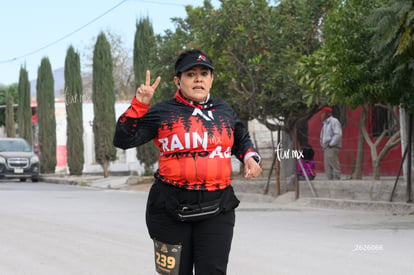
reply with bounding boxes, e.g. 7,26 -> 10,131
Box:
153,239 -> 182,275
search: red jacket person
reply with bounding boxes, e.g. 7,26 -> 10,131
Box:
113,49 -> 262,275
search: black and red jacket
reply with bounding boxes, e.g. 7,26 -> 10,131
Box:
113,90 -> 259,191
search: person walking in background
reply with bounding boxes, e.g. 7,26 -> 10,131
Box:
113,49 -> 262,275
320,107 -> 342,180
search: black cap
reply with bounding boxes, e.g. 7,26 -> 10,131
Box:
175,52 -> 214,75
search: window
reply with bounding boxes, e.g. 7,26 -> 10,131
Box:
371,106 -> 396,137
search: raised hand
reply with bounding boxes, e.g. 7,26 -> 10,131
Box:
135,70 -> 161,105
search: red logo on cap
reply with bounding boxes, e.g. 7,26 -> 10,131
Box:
197,55 -> 207,62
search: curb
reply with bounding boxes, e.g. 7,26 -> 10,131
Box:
40,176 -> 80,185
296,197 -> 414,215
37,175 -> 414,214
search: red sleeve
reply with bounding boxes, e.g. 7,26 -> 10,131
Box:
113,98 -> 159,150
124,97 -> 150,118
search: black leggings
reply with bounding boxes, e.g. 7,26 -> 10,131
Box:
146,182 -> 236,275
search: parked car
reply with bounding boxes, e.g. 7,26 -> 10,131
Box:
0,138 -> 40,182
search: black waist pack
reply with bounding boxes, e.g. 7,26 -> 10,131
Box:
159,181 -> 240,222
175,198 -> 222,222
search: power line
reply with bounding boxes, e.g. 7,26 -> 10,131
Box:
0,0 -> 128,64
128,0 -> 185,6
0,0 -> 207,65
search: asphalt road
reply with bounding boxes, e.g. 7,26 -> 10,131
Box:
0,180 -> 413,275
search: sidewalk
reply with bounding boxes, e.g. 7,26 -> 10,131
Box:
232,175 -> 414,214
40,174 -> 414,215
40,174 -> 143,189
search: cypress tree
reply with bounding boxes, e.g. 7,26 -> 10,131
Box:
5,92 -> 16,137
134,17 -> 159,175
0,87 -> 6,127
92,32 -> 116,177
65,45 -> 84,175
37,57 -> 57,174
18,66 -> 33,146
134,17 -> 156,87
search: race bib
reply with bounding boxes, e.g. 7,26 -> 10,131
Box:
153,239 -> 182,275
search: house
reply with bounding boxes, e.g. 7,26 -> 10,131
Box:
307,105 -> 402,177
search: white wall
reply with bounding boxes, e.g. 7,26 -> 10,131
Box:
54,101 -> 143,174
50,104 -> 278,176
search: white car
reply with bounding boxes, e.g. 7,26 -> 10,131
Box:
0,138 -> 40,182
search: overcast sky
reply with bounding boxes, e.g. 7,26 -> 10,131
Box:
0,0 -> 219,86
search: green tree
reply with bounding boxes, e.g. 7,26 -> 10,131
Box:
5,92 -> 16,137
166,0 -> 329,187
133,17 -> 159,175
17,66 -> 33,146
368,0 -> 414,114
296,0 -> 400,179
368,0 -> 414,193
0,84 -> 18,128
134,17 -> 156,88
65,45 -> 84,175
0,87 -> 5,126
323,0 -> 400,180
82,29 -> 134,102
37,57 -> 57,174
0,87 -> 6,127
191,0 -> 325,127
92,32 -> 116,177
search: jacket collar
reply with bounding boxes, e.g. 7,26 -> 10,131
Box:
174,89 -> 212,109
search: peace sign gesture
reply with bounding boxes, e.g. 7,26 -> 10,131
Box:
135,70 -> 161,105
